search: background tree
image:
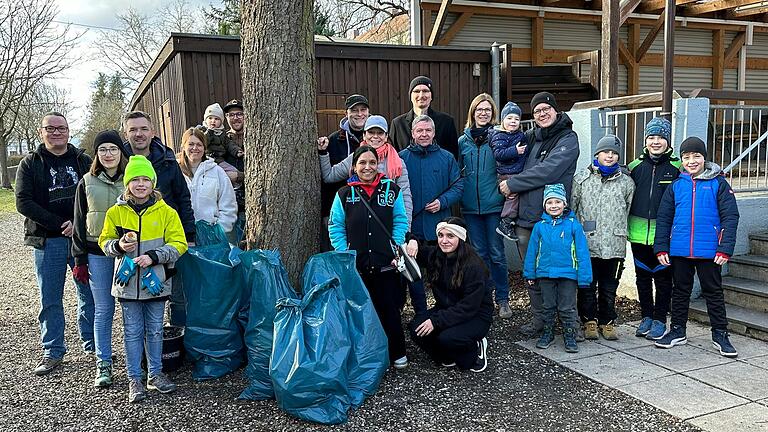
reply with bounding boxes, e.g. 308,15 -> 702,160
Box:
12,82 -> 73,156
0,0 -> 80,189
80,73 -> 126,155
203,0 -> 242,35
241,0 -> 320,281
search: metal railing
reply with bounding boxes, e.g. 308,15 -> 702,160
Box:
710,105 -> 768,192
601,107 -> 662,164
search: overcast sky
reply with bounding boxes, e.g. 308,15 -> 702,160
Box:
53,0 -> 213,132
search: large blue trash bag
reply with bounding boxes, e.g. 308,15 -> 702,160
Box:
270,277 -> 352,425
194,220 -> 229,246
302,251 -> 389,408
238,250 -> 298,400
177,243 -> 245,380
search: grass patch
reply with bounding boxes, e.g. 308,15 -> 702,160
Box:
0,187 -> 16,213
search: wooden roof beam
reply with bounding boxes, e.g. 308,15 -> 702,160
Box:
641,0 -> 697,12
724,31 -> 746,62
427,0 -> 453,46
436,12 -> 473,45
728,3 -> 768,17
620,0 -> 644,24
636,10 -> 665,61
684,0 -> 761,15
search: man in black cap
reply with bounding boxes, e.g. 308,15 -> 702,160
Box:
390,76 -> 458,159
316,94 -> 370,250
499,91 -> 580,338
224,99 -> 246,242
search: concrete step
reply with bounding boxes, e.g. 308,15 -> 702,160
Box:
728,254 -> 768,283
750,232 -> 768,256
688,299 -> 768,341
722,276 -> 768,313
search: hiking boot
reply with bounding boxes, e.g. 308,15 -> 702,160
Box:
635,317 -> 653,337
93,360 -> 113,388
584,320 -> 599,340
147,372 -> 177,394
645,320 -> 667,340
34,357 -> 62,376
496,218 -> 518,242
393,356 -> 409,369
128,378 -> 146,403
470,338 -> 488,373
712,329 -> 738,358
498,302 -> 513,319
655,325 -> 687,349
520,321 -> 543,339
536,326 -> 555,349
564,328 -> 579,353
599,322 -> 618,341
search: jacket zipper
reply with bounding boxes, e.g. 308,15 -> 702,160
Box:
690,179 -> 696,257
476,146 -> 481,212
646,165 -> 656,244
135,212 -> 143,300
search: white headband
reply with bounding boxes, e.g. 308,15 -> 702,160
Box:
436,222 -> 467,242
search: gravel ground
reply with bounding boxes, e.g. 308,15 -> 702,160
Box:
0,212 -> 700,432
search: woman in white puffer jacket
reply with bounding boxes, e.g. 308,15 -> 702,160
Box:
177,127 -> 237,234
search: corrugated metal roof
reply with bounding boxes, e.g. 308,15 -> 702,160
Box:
443,13 -> 532,48
640,66 -> 713,93
724,69 -> 738,90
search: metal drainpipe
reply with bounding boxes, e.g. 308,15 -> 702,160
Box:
410,0 -> 422,45
491,42 -> 501,114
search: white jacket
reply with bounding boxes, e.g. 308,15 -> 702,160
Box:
183,159 -> 237,233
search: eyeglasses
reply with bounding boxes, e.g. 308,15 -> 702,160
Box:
97,147 -> 121,155
226,112 -> 244,118
533,106 -> 553,117
42,126 -> 69,133
476,108 -> 493,114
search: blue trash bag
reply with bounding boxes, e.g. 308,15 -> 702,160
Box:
195,220 -> 229,246
176,243 -> 245,381
302,251 -> 389,408
238,250 -> 298,400
270,277 -> 352,425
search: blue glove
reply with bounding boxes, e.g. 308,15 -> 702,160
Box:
114,256 -> 137,287
141,267 -> 164,296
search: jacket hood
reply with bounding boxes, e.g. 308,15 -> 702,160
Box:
406,142 -> 440,154
686,161 -> 723,180
197,158 -> 218,174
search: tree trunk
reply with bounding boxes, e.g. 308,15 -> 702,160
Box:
241,0 -> 320,283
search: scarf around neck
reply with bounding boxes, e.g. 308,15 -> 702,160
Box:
373,142 -> 403,180
593,159 -> 620,176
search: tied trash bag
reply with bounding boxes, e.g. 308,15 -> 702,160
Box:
194,220 -> 229,246
177,243 -> 245,380
302,251 -> 388,408
238,250 -> 298,400
270,278 -> 352,425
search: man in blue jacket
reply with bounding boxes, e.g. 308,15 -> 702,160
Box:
400,115 -> 464,316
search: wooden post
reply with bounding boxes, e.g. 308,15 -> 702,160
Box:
628,23 -> 640,95
713,29 -> 724,89
662,0 -> 675,120
601,0 -> 619,99
532,17 -> 544,66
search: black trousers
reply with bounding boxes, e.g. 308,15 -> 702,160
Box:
670,257 -> 728,330
409,312 -> 491,369
361,270 -> 407,362
631,243 -> 673,321
578,258 -> 623,325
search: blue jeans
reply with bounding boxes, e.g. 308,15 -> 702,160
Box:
33,237 -> 94,358
463,213 -> 509,302
121,300 -> 165,379
88,254 -> 115,363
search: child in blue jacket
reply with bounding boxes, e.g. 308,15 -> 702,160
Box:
524,183 -> 592,353
653,137 -> 740,357
490,101 -> 528,241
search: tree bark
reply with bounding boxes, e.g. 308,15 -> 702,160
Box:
241,0 -> 320,283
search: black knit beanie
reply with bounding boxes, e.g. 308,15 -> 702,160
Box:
530,92 -> 558,112
93,130 -> 126,155
409,76 -> 433,95
679,137 -> 707,159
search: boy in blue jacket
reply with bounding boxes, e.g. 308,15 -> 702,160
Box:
524,184 -> 592,353
490,101 -> 528,241
654,137 -> 740,357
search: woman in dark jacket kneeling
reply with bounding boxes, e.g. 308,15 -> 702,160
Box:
410,217 -> 494,372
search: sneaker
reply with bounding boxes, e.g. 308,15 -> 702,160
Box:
520,321 -> 543,339
93,360 -> 113,388
635,317 -> 653,337
440,362 -> 456,368
584,320 -> 599,340
645,320 -> 667,340
536,327 -> 555,349
495,219 -> 518,242
655,325 -> 687,349
564,328 -> 579,353
712,329 -> 738,358
147,372 -> 177,394
470,338 -> 488,373
599,322 -> 618,341
393,356 -> 409,369
498,302 -> 513,319
128,378 -> 146,403
34,357 -> 62,376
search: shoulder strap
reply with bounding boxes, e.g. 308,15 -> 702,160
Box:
355,186 -> 395,243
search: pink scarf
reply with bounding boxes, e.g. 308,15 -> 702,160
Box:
375,142 -> 403,179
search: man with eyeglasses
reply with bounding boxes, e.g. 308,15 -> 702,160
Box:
498,92 -> 580,338
15,112 -> 95,375
224,99 -> 247,242
390,76 -> 459,159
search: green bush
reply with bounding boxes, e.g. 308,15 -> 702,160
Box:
8,154 -> 25,167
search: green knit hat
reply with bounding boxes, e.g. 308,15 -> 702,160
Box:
124,155 -> 156,186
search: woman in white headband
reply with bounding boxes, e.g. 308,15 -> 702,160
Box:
409,217 -> 494,373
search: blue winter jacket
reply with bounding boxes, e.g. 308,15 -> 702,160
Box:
653,162 -> 739,259
489,127 -> 528,175
399,142 -> 464,241
523,210 -> 593,287
459,128 -> 505,214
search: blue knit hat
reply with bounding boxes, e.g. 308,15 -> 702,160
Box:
501,102 -> 522,121
644,117 -> 671,143
543,183 -> 567,207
